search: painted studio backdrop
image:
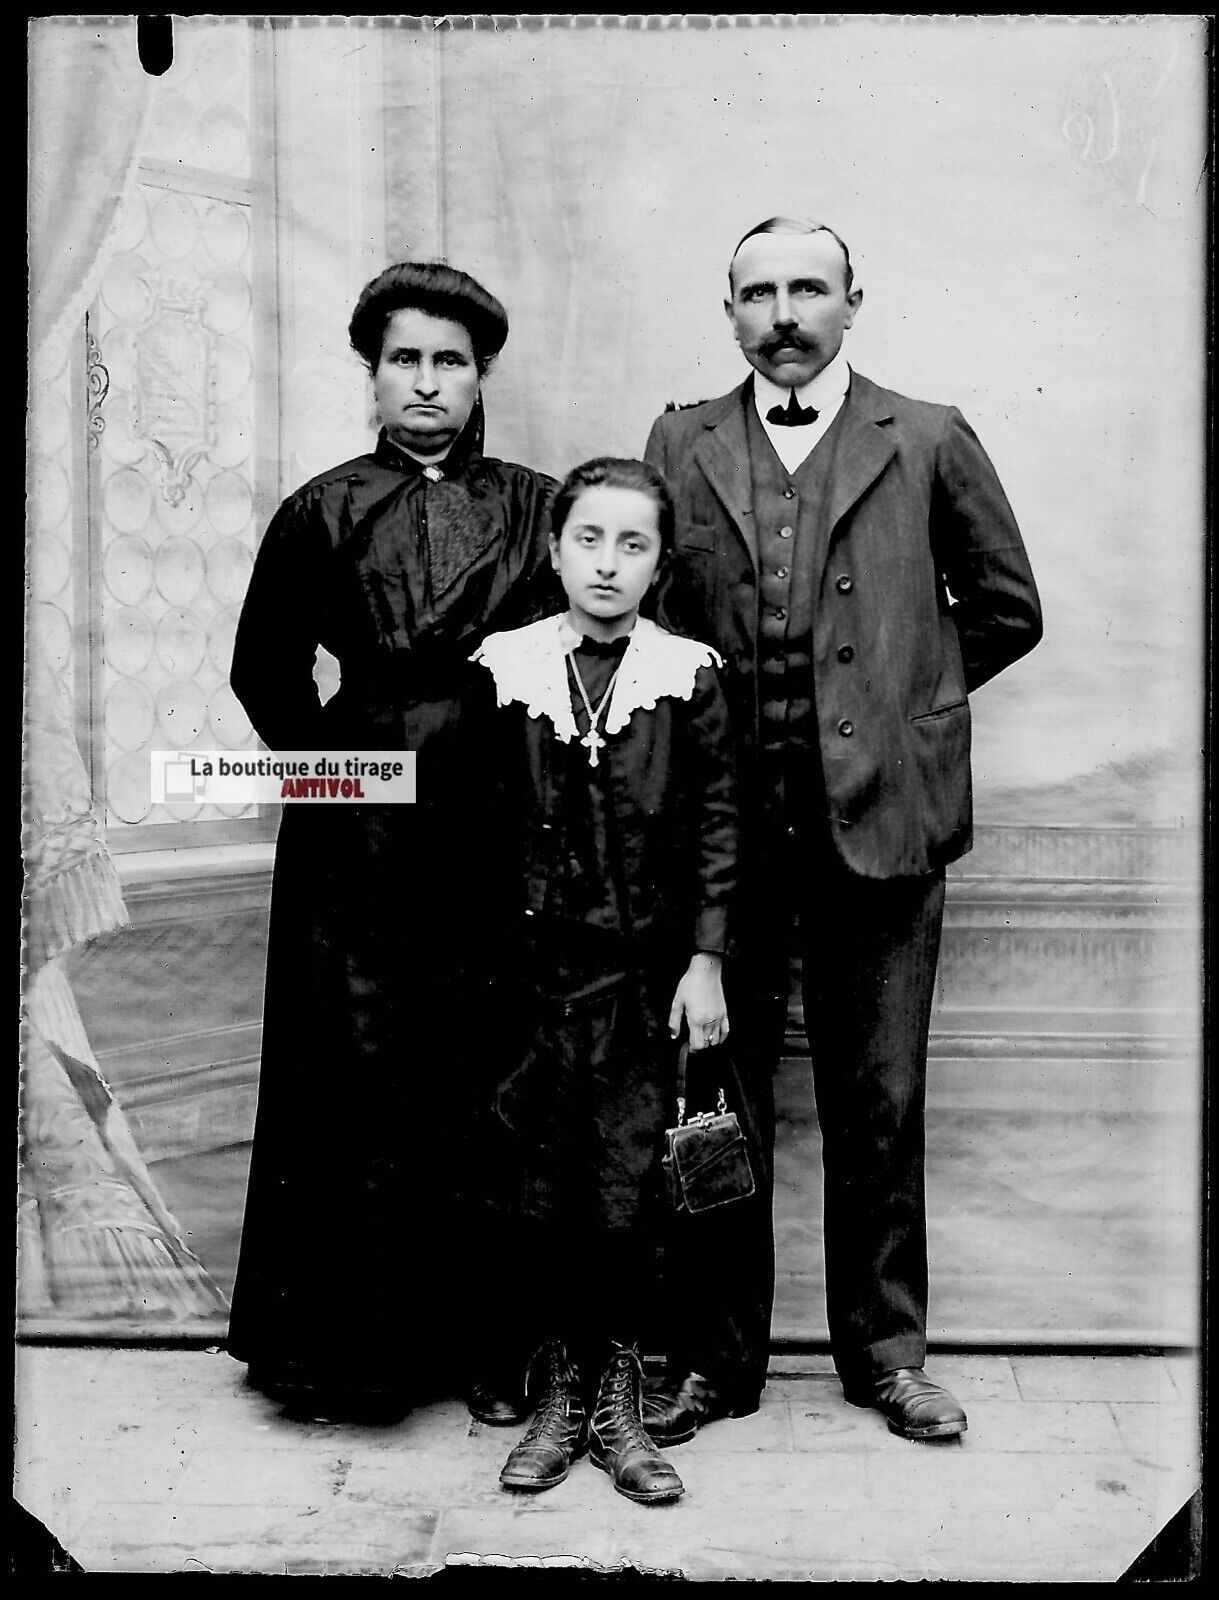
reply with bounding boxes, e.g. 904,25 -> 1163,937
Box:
23,15 -> 1205,1345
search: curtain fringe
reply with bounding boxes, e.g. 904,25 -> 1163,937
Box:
25,852 -> 131,973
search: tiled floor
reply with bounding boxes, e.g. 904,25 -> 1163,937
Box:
14,1347 -> 1200,1580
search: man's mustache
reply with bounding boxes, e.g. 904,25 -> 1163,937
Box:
761,332 -> 814,356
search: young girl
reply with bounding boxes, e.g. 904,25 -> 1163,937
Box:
470,458 -> 739,1505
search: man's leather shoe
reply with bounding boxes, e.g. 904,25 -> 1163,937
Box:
641,1370 -> 759,1446
844,1368 -> 967,1439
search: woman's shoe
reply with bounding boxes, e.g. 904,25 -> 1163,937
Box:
498,1340 -> 588,1491
468,1372 -> 531,1426
589,1344 -> 684,1503
247,1363 -> 407,1424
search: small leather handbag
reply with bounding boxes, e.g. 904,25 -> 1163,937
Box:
662,1042 -> 756,1215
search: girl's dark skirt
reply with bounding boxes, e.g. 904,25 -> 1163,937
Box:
478,930 -> 678,1236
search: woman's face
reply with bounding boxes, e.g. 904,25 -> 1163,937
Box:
373,307 -> 480,461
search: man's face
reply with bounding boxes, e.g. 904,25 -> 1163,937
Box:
724,231 -> 862,388
373,308 -> 480,460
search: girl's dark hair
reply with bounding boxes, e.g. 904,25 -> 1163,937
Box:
348,262 -> 509,376
550,457 -> 676,556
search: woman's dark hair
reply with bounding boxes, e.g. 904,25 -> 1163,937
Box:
550,457 -> 676,557
348,262 -> 509,376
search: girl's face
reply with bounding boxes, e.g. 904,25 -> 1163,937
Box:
550,485 -> 664,640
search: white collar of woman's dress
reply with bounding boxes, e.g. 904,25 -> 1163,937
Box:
471,614 -> 722,743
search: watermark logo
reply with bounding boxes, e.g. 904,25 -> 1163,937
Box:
162,753 -> 212,803
150,751 -> 418,805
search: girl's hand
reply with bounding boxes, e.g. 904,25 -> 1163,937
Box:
668,953 -> 730,1051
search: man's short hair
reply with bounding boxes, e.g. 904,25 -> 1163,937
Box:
348,262 -> 509,376
728,217 -> 854,295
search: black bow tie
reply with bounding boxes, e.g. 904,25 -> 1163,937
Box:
766,391 -> 819,427
576,635 -> 631,660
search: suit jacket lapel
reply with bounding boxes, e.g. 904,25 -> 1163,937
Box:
691,383 -> 759,571
826,372 -> 897,534
687,373 -> 897,575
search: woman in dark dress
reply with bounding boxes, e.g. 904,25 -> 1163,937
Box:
225,263 -> 559,1419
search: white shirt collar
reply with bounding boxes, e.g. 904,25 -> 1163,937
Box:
753,346 -> 851,422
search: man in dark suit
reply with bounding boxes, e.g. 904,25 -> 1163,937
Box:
642,216 -> 1042,1443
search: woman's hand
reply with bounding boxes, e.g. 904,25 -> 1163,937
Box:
668,952 -> 730,1051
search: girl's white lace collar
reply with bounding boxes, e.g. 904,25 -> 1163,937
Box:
472,614 -> 721,743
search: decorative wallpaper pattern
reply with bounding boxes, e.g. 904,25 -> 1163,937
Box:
89,23 -> 259,827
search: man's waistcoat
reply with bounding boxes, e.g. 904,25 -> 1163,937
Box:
744,398 -> 841,772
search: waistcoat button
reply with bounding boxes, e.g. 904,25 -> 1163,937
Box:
837,719 -> 854,737
835,574 -> 853,594
837,644 -> 855,663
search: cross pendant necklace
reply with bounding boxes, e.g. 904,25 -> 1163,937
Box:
566,652 -> 623,768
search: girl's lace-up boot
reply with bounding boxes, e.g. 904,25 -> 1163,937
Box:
589,1342 -> 684,1503
498,1339 -> 587,1491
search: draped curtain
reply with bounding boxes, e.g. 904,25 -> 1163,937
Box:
28,17 -> 151,358
23,19 -> 225,1329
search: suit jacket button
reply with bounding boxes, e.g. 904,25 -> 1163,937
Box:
835,574 -> 853,594
778,525 -> 793,538
774,607 -> 786,620
776,566 -> 790,579
837,644 -> 855,663
837,719 -> 854,737
783,488 -> 795,500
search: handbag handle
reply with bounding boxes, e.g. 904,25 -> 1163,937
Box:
674,1040 -> 728,1129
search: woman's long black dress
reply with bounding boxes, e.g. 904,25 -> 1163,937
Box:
226,420 -> 557,1400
